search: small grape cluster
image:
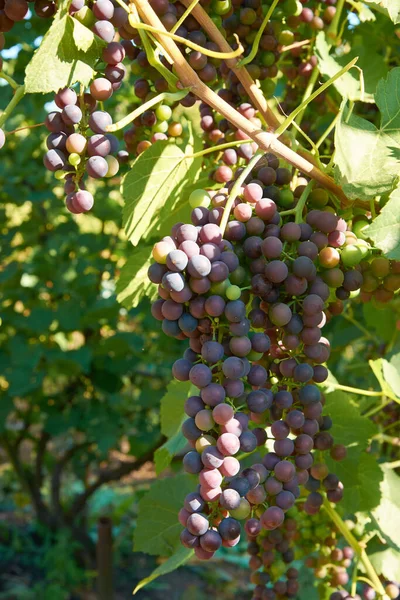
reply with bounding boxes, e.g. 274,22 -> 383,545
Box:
0,0 -> 55,36
148,153 -> 359,571
358,256 -> 400,304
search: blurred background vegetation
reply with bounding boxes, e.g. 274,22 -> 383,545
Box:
1,12 -> 400,600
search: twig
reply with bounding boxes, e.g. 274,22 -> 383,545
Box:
134,0 -> 352,207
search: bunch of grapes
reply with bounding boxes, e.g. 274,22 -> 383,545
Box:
0,0 -> 55,37
147,152 -> 361,573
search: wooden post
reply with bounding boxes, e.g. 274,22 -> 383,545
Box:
96,517 -> 114,600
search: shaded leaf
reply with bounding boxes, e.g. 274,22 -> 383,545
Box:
334,69 -> 400,199
116,243 -> 157,309
154,431 -> 187,475
365,186 -> 400,259
160,380 -> 192,438
371,465 -> 400,549
134,473 -> 196,556
25,16 -> 105,94
122,141 -> 202,246
133,547 -> 193,595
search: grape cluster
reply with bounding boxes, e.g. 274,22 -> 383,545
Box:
148,153 -> 359,571
0,0 -> 55,36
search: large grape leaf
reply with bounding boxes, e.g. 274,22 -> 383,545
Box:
362,302 -> 398,343
25,15 -> 106,93
122,140 -> 202,246
315,32 -> 387,102
365,186 -> 400,258
115,242 -> 157,309
133,547 -> 193,595
365,0 -> 400,22
371,466 -> 400,549
334,68 -> 400,200
134,474 -> 196,557
323,379 -> 382,512
160,380 -> 192,438
368,547 -> 400,581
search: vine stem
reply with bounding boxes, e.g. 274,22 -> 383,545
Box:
279,180 -> 315,222
134,0 -> 352,207
0,85 -> 26,128
328,0 -> 346,40
170,0 -> 200,34
325,383 -> 383,397
189,139 -> 255,159
0,72 -> 19,90
219,153 -> 262,235
323,499 -> 388,598
239,0 -> 280,67
106,89 -> 188,132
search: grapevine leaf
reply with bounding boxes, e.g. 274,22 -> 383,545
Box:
364,186 -> 400,258
133,546 -> 193,595
24,16 -> 106,94
160,380 -> 192,438
369,358 -> 400,403
322,384 -> 378,450
368,547 -> 400,581
382,352 -> 400,398
329,453 -> 383,512
362,303 -> 397,343
122,141 -> 202,246
371,466 -> 400,549
365,0 -> 400,22
134,473 -> 196,556
154,431 -> 187,475
115,242 -> 157,309
334,68 -> 400,199
315,32 -> 386,102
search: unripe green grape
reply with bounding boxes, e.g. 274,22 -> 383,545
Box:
195,409 -> 215,431
153,120 -> 168,134
352,219 -> 370,239
247,350 -> 263,361
309,188 -> 329,208
279,30 -> 294,45
189,189 -> 211,209
279,189 -> 295,208
152,240 -> 174,264
213,0 -> 231,15
355,239 -> 370,258
210,279 -> 230,296
261,51 -> 276,67
240,7 -> 256,24
211,14 -> 222,28
105,155 -> 119,178
74,5 -> 95,27
226,285 -> 241,300
230,266 -> 246,285
68,153 -> 81,166
230,498 -> 251,520
341,245 -> 363,267
283,0 -> 302,15
54,170 -> 65,180
156,104 -> 172,121
195,434 -> 216,453
261,79 -> 276,97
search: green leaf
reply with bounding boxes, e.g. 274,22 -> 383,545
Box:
315,32 -> 387,102
365,0 -> 400,22
369,358 -> 400,403
160,380 -> 192,438
371,465 -> 400,549
368,547 -> 400,581
134,473 -> 196,557
332,453 -> 383,512
362,302 -> 397,343
154,431 -> 187,475
24,15 -> 106,94
365,186 -> 400,259
322,384 -> 378,450
133,547 -> 193,595
116,243 -> 157,309
122,141 -> 202,246
382,353 -> 400,397
334,68 -> 400,200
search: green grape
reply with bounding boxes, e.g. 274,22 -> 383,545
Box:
353,219 -> 370,239
210,279 -> 231,296
230,266 -> 246,285
279,189 -> 295,208
261,51 -> 276,67
261,79 -> 276,97
195,434 -> 216,453
153,120 -> 168,133
213,0 -> 231,15
189,189 -> 211,208
341,245 -> 364,267
279,30 -> 294,45
230,498 -> 251,520
54,170 -> 65,180
247,350 -> 263,361
105,155 -> 119,178
74,6 -> 95,27
283,0 -> 302,15
309,188 -> 329,208
226,285 -> 241,300
68,153 -> 81,166
155,104 -> 172,121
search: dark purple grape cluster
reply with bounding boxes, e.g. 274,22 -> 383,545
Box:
148,153 -> 359,565
0,0 -> 55,37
